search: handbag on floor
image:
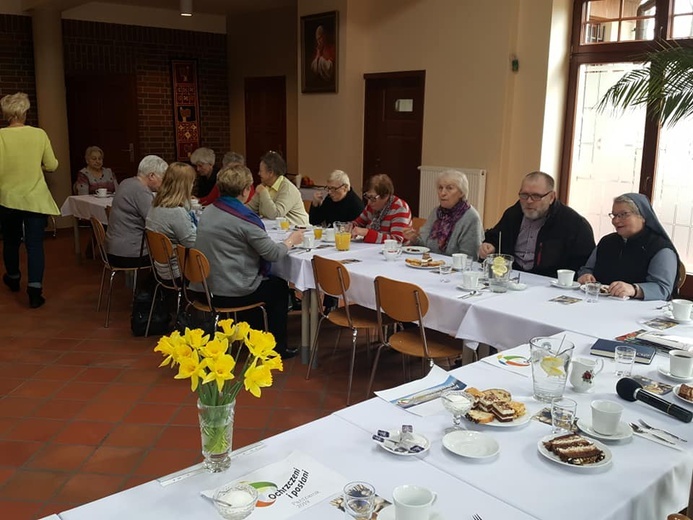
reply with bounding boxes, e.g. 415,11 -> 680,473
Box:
175,306 -> 217,336
131,289 -> 171,337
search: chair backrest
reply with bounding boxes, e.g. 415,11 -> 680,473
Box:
89,217 -> 110,266
374,276 -> 429,324
145,230 -> 179,284
412,217 -> 427,232
177,245 -> 215,311
312,255 -> 351,297
677,259 -> 687,290
105,205 -> 112,221
303,199 -> 312,213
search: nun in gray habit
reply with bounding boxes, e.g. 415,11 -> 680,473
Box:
577,193 -> 679,301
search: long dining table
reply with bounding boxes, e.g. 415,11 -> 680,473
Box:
60,194 -> 113,256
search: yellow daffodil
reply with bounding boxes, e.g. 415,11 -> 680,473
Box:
154,335 -> 178,366
184,327 -> 210,350
174,351 -> 207,391
201,336 -> 229,359
217,319 -> 235,336
243,363 -> 273,397
245,329 -> 277,361
203,354 -> 236,393
262,354 -> 284,372
233,321 -> 251,342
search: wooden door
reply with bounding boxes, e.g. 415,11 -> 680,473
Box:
66,74 -> 139,184
244,76 -> 287,184
362,71 -> 425,216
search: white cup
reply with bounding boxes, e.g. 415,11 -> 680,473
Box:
671,299 -> 693,321
383,239 -> 399,251
460,270 -> 481,290
392,485 -> 437,520
323,228 -> 335,241
591,399 -> 623,435
452,253 -> 467,270
556,269 -> 575,287
302,234 -> 315,249
383,249 -> 401,261
95,188 -> 108,197
670,350 -> 693,378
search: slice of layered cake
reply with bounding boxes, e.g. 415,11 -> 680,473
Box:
543,434 -> 605,465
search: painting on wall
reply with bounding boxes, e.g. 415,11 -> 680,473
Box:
171,60 -> 200,161
301,11 -> 338,93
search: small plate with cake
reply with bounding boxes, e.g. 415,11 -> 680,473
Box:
673,383 -> 693,404
463,387 -> 530,427
538,433 -> 612,469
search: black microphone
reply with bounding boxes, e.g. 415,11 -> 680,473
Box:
616,378 -> 692,423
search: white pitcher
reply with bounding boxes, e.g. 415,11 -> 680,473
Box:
569,357 -> 604,393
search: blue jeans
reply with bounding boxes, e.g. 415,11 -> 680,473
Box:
0,205 -> 48,286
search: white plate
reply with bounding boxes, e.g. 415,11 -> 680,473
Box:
576,419 -> 633,441
373,430 -> 430,456
537,434 -> 612,469
550,280 -> 581,290
465,410 -> 531,428
673,384 -> 693,404
404,260 -> 446,270
378,507 -> 444,520
402,246 -> 430,254
442,430 -> 500,459
657,366 -> 693,383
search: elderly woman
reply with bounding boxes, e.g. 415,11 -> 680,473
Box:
146,162 -> 198,279
404,170 -> 483,258
352,174 -> 412,244
74,146 -> 119,195
198,151 -> 254,206
190,147 -> 217,198
193,164 -> 304,359
247,150 -> 309,225
106,155 -> 168,268
0,92 -> 59,308
577,193 -> 678,300
309,169 -> 364,226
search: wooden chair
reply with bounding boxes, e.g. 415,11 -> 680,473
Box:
176,245 -> 268,332
303,199 -> 312,213
366,276 -> 465,397
305,256 -> 385,405
144,230 -> 183,337
677,259 -> 687,291
412,217 -> 427,232
90,217 -> 145,328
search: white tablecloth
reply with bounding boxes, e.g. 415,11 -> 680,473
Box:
58,414 -> 537,520
335,331 -> 693,520
60,194 -> 112,224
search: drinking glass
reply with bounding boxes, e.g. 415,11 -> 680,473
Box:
584,282 -> 601,303
439,263 -> 453,282
276,217 -> 289,231
440,389 -> 474,433
313,226 -> 323,240
484,254 -> 514,293
614,346 -> 636,377
530,336 -> 574,402
551,397 -> 577,434
343,481 -> 376,520
334,221 -> 353,251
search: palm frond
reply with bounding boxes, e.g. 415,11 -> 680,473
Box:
597,44 -> 693,127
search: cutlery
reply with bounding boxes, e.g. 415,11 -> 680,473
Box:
457,290 -> 480,299
638,419 -> 687,442
629,423 -> 677,445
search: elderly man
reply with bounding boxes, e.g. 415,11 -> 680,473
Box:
106,155 -> 168,267
479,171 -> 595,279
309,169 -> 364,226
247,151 -> 309,226
190,147 -> 217,198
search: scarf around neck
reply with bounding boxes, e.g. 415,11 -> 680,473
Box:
370,195 -> 394,231
430,199 -> 470,252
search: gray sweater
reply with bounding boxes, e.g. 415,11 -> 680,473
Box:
146,206 -> 197,279
416,206 -> 484,260
191,205 -> 290,297
106,177 -> 154,257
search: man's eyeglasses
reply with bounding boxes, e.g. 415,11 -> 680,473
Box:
608,211 -> 633,220
518,191 -> 552,202
326,184 -> 346,193
363,193 -> 380,202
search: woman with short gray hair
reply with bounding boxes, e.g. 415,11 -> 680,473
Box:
74,145 -> 119,195
309,169 -> 364,226
190,147 -> 217,198
404,170 -> 483,258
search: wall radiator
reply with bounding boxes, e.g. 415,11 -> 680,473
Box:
418,166 -> 487,222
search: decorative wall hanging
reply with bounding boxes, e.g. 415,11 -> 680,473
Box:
171,60 -> 200,161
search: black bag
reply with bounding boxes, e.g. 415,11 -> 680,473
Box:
175,307 -> 217,336
131,289 -> 171,337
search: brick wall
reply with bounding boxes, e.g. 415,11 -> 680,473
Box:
0,15 -> 38,127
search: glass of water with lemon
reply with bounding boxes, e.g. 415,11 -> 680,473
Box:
529,337 -> 574,402
484,254 -> 514,293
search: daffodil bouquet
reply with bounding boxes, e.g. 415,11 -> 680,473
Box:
154,319 -> 283,406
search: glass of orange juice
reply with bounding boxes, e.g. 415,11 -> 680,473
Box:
333,222 -> 353,251
277,217 -> 290,231
313,226 -> 323,240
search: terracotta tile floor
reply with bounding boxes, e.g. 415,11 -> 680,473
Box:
0,231 -> 407,519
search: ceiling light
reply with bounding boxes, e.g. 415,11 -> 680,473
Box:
180,0 -> 192,17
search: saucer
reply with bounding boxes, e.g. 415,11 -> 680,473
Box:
457,284 -> 481,292
576,419 -> 633,441
508,282 -> 527,291
372,429 -> 430,456
378,506 -> 443,520
442,430 -> 499,459
402,246 -> 430,254
550,280 -> 580,290
657,366 -> 693,383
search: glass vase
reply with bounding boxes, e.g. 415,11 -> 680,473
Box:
197,399 -> 235,473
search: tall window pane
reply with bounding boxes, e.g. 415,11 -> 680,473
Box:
653,119 -> 693,269
582,0 -> 656,44
671,0 -> 693,38
568,63 -> 646,240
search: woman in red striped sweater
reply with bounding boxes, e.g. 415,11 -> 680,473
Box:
351,174 -> 412,244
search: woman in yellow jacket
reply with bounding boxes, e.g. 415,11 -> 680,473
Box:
0,92 -> 59,308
